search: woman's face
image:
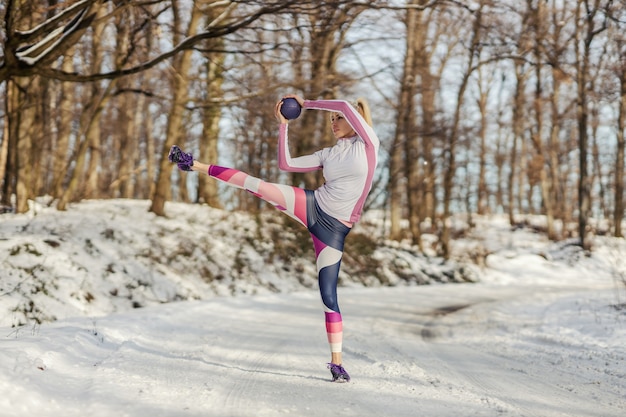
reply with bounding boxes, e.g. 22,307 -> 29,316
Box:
330,113 -> 356,139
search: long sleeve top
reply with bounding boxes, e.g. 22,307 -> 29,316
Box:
277,99 -> 380,223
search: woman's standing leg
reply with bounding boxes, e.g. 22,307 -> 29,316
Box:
313,237 -> 344,363
307,200 -> 351,381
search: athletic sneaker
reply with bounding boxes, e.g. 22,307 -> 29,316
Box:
168,145 -> 194,171
327,363 -> 350,382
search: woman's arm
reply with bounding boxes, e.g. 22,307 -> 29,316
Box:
277,123 -> 322,173
303,99 -> 380,149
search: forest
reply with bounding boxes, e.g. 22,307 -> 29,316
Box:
0,0 -> 625,258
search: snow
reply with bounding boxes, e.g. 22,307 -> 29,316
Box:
1,199 -> 625,416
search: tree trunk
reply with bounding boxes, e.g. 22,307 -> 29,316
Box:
548,69 -> 564,226
476,68 -> 489,215
575,0 -> 607,250
198,48 -> 225,207
118,90 -> 139,199
615,64 -> 626,237
388,141 -> 405,241
85,5 -> 111,199
400,2 -> 420,246
10,76 -> 44,213
52,52 -> 75,199
150,1 -> 203,216
531,69 -> 556,239
144,92 -> 157,200
441,3 -> 483,258
4,81 -> 20,209
84,96 -> 103,199
530,0 -> 557,240
0,90 -> 10,206
416,5 -> 438,229
389,4 -> 415,241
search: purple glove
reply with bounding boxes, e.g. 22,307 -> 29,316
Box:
168,145 -> 194,171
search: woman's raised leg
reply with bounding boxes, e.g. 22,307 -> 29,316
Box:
192,161 -> 308,227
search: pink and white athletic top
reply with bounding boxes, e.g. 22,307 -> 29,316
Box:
278,99 -> 380,223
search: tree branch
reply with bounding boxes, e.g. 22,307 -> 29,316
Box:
34,0 -> 300,82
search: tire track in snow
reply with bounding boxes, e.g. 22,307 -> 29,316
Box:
417,287 -> 625,417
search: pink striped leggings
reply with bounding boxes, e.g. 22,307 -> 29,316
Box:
207,165 -> 350,354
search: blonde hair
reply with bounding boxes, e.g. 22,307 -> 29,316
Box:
329,98 -> 374,127
353,98 -> 373,127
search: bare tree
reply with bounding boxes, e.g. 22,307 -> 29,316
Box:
597,2 -> 626,237
390,0 -> 419,243
614,35 -> 626,237
574,0 -> 610,249
197,46 -> 224,208
475,66 -> 492,216
391,1 -> 450,245
440,2 -> 485,258
51,51 -> 76,200
150,0 -> 205,216
528,0 -> 559,239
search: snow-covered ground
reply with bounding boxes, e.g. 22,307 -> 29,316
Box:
1,199 -> 625,416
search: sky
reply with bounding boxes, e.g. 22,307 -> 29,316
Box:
0,198 -> 625,416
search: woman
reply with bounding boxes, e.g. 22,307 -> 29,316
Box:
169,94 -> 380,382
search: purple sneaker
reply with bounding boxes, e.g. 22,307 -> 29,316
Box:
327,363 -> 350,382
168,145 -> 194,171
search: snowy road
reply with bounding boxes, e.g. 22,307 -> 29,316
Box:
1,284 -> 625,417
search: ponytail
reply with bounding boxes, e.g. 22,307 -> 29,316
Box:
354,98 -> 373,127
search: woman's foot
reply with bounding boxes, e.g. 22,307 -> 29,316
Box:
168,145 -> 194,171
327,363 -> 350,382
